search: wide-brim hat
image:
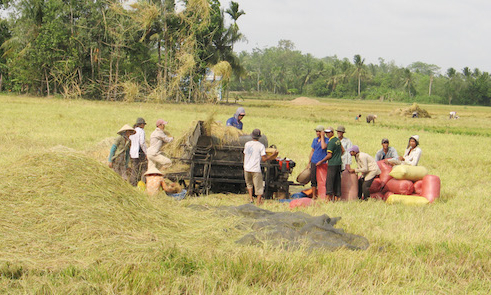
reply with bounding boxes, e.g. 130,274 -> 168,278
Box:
314,125 -> 325,132
144,167 -> 163,176
336,125 -> 346,133
136,117 -> 146,125
251,128 -> 262,139
117,124 -> 136,135
324,126 -> 334,133
296,167 -> 311,185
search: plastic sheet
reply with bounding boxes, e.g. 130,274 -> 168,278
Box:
289,197 -> 314,209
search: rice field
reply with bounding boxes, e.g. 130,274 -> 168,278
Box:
1,94 -> 490,294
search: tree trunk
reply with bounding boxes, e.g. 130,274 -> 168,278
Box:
45,68 -> 50,96
428,75 -> 433,96
157,39 -> 162,82
358,72 -> 361,96
256,71 -> 260,92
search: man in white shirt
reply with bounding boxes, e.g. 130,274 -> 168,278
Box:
243,129 -> 277,204
129,117 -> 148,186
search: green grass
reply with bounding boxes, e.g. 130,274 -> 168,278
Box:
1,95 -> 491,293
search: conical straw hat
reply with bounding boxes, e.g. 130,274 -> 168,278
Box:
144,167 -> 163,176
117,124 -> 136,135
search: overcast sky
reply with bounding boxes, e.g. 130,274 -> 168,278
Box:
231,0 -> 491,74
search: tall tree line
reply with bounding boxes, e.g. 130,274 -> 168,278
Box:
0,0 -> 245,102
230,41 -> 491,106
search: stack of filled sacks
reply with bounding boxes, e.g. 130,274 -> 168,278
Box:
368,160 -> 441,204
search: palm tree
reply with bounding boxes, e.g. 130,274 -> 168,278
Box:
353,54 -> 365,97
402,68 -> 415,97
446,67 -> 457,104
225,1 -> 245,50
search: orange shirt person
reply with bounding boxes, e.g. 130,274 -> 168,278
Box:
144,167 -> 181,196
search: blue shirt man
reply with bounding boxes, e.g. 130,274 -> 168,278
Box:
226,107 -> 245,130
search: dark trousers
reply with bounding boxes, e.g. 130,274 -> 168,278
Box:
310,162 -> 318,187
326,165 -> 341,197
358,177 -> 374,200
130,154 -> 148,186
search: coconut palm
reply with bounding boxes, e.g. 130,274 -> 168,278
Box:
225,1 -> 245,51
353,54 -> 366,97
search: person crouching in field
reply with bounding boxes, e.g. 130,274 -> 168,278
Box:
108,124 -> 136,181
324,127 -> 344,201
366,114 -> 377,124
375,138 -> 399,162
243,129 -> 278,205
147,119 -> 173,171
129,117 -> 148,186
308,125 -> 329,199
144,167 -> 181,196
347,145 -> 381,200
388,135 -> 422,166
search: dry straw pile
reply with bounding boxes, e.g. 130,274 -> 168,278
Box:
0,150 -> 181,270
392,103 -> 431,118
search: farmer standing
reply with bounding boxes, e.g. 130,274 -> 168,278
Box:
108,124 -> 136,181
347,145 -> 381,200
226,107 -> 245,130
243,129 -> 278,204
336,125 -> 352,171
308,125 -> 329,199
147,119 -> 173,171
324,127 -> 344,201
129,117 -> 148,186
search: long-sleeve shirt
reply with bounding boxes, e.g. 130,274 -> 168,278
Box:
354,152 -> 381,181
340,137 -> 352,168
129,127 -> 147,158
147,128 -> 173,156
402,146 -> 422,166
108,135 -> 131,166
375,146 -> 399,161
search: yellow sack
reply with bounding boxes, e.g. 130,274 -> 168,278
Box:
389,165 -> 428,181
266,147 -> 278,157
137,181 -> 146,191
386,194 -> 429,206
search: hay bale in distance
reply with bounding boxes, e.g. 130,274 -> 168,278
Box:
392,103 -> 431,118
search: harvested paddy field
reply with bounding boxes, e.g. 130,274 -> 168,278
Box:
1,95 -> 490,293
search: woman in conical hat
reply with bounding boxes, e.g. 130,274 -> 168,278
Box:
108,124 -> 136,180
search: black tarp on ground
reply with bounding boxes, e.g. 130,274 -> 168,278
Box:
211,204 -> 369,251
